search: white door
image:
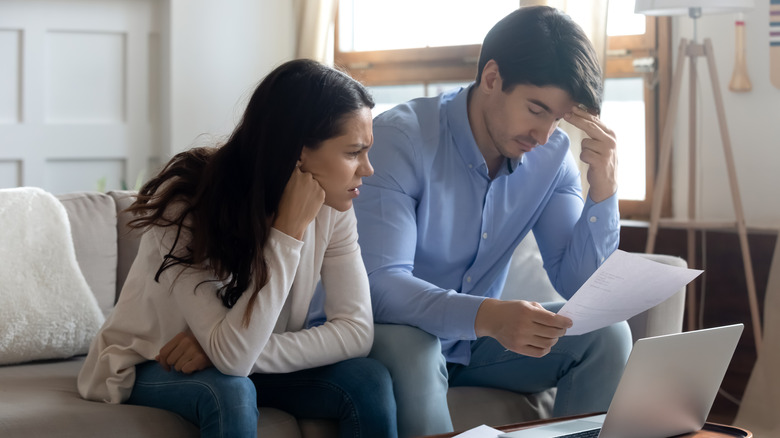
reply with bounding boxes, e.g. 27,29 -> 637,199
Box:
0,0 -> 165,193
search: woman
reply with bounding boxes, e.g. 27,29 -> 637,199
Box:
77,59 -> 397,438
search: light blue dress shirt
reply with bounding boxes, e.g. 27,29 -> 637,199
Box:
353,85 -> 620,365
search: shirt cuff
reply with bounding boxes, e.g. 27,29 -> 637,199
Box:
269,227 -> 306,250
444,292 -> 488,341
583,192 -> 620,262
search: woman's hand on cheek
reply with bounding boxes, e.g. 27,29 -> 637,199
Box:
273,167 -> 326,240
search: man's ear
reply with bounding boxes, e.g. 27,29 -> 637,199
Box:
480,59 -> 502,94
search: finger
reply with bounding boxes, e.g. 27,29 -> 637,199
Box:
172,348 -> 198,372
158,332 -> 186,358
173,355 -> 190,372
528,304 -> 573,329
155,354 -> 171,372
579,141 -> 605,163
165,343 -> 187,368
531,332 -> 561,348
580,139 -> 616,167
572,105 -> 611,134
565,107 -> 612,141
180,360 -> 196,374
181,356 -> 210,374
515,344 -> 550,358
531,322 -> 569,339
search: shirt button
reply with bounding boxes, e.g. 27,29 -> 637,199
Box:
589,216 -> 597,223
468,164 -> 473,169
600,256 -> 605,263
482,232 -> 488,239
466,276 -> 472,283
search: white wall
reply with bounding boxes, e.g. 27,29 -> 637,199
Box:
670,4 -> 780,228
0,0 -> 296,193
167,0 -> 296,156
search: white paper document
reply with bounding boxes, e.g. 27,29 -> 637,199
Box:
558,250 -> 702,336
453,424 -> 503,438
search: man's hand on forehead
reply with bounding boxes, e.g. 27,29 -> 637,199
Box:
577,103 -> 599,116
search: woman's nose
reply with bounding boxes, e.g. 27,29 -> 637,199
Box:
359,155 -> 374,177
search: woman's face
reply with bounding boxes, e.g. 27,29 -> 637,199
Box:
299,107 -> 374,212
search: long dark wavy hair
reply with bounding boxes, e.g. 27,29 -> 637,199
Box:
126,59 -> 374,326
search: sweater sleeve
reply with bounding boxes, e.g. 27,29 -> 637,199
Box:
160,226 -> 304,377
252,208 -> 373,373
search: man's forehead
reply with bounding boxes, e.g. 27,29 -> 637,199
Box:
513,84 -> 576,114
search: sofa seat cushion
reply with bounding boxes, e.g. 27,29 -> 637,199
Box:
0,357 -> 303,438
447,386 -> 555,431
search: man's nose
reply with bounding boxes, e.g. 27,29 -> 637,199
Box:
531,119 -> 558,146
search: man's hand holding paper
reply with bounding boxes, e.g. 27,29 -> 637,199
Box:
558,250 -> 702,336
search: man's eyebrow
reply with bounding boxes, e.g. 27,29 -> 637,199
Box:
528,98 -> 553,113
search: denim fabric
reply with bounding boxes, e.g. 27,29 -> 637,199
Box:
251,357 -> 397,438
127,358 -> 397,438
127,361 -> 259,438
371,302 -> 633,438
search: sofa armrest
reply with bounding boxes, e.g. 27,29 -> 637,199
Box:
107,190 -> 143,303
625,253 -> 687,342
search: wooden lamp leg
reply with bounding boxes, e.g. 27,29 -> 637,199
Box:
703,39 -> 763,353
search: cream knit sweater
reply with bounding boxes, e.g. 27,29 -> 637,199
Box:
78,205 -> 372,404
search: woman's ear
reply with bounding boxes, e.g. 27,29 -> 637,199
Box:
298,147 -> 308,170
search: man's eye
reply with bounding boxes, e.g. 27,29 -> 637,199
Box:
529,107 -> 542,115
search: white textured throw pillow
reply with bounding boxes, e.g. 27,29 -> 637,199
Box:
0,187 -> 105,365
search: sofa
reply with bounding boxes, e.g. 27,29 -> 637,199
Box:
0,189 -> 687,438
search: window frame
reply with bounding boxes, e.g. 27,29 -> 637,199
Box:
335,12 -> 671,219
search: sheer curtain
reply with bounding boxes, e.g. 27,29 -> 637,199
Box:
520,0 -> 609,197
293,0 -> 337,64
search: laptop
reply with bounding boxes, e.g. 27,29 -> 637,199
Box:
499,324 -> 744,438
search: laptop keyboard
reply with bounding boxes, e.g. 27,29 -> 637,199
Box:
553,428 -> 601,438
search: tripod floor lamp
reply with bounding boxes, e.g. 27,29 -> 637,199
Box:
634,0 -> 762,353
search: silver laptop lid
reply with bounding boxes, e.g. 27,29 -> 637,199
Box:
599,323 -> 743,438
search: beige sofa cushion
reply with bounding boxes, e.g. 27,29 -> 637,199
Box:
107,190 -> 143,303
57,192 -> 118,316
0,357 -> 304,438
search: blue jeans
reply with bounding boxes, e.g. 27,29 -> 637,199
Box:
370,302 -> 633,438
127,357 -> 397,438
251,357 -> 397,438
127,362 -> 258,438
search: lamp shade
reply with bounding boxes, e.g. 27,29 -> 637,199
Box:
635,0 -> 754,15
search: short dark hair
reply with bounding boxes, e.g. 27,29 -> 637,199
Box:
475,6 -> 603,112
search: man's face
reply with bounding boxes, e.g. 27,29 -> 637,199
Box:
482,81 -> 577,161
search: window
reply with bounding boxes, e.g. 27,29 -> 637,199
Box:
336,0 -> 671,218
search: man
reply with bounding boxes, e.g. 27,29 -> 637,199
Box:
353,6 -> 633,437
